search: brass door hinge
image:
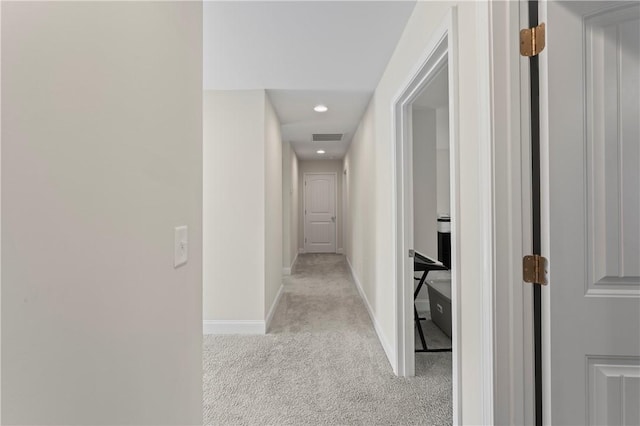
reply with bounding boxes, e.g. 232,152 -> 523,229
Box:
523,255 -> 548,285
520,23 -> 546,57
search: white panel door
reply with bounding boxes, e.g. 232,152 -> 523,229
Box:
542,2 -> 640,424
304,174 -> 336,253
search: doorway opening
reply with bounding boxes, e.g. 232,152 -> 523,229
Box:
393,10 -> 461,423
411,64 -> 452,357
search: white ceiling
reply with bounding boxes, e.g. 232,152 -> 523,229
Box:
267,90 -> 371,159
204,1 -> 416,160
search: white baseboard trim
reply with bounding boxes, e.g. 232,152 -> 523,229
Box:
298,248 -> 306,254
203,320 -> 265,335
204,283 -> 285,335
337,248 -> 344,254
346,257 -> 396,369
265,284 -> 284,332
282,252 -> 299,276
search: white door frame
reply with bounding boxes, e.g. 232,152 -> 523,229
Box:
391,7 -> 466,422
392,5 -> 535,424
485,1 -> 536,424
303,172 -> 338,254
469,1 -> 536,424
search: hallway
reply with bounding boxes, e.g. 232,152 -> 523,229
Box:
203,254 -> 452,425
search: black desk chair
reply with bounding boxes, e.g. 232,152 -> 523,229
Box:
413,252 -> 451,353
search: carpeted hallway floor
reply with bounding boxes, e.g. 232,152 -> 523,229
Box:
203,254 -> 452,425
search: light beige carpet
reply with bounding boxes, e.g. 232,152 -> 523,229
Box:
203,254 -> 452,425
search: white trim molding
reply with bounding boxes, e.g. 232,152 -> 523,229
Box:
346,257 -> 396,370
336,248 -> 344,254
265,284 -> 284,332
204,282 -> 285,335
203,320 -> 265,335
392,7 -> 453,378
476,2 -> 496,425
283,252 -> 299,275
486,1 -> 535,425
390,7 -> 470,425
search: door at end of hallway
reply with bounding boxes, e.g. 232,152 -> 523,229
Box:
304,173 -> 337,253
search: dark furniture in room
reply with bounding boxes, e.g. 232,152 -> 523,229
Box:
427,279 -> 452,338
437,215 -> 451,269
413,251 -> 451,353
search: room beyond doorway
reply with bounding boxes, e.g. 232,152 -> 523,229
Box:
411,63 -> 452,360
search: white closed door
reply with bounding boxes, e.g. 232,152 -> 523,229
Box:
542,2 -> 640,424
304,174 -> 336,253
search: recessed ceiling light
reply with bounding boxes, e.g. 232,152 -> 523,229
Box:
317,150 -> 326,154
314,104 -> 328,113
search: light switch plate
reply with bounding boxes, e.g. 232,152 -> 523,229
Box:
174,226 -> 188,268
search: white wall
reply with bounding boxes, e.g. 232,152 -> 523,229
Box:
282,142 -> 292,268
1,2 -> 203,424
1,2 -> 4,419
298,160 -> 344,253
412,108 -> 438,259
282,141 -> 299,270
344,2 -> 489,422
343,100 -> 377,336
436,106 -> 451,216
290,149 -> 299,266
282,141 -> 293,274
203,90 -> 283,327
203,90 -> 265,322
264,95 -> 283,314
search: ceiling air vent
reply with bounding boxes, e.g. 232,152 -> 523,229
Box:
312,133 -> 343,142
